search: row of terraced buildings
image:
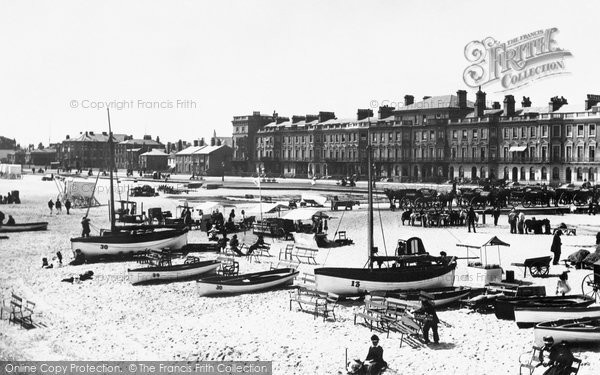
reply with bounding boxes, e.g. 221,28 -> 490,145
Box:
231,90 -> 600,184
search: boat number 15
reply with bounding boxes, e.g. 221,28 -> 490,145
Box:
100,244 -> 108,249
351,280 -> 360,288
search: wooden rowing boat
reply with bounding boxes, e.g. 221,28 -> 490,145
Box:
128,259 -> 220,285
0,222 -> 48,233
494,295 -> 595,320
197,268 -> 299,296
514,305 -> 600,328
534,318 -> 600,345
371,286 -> 471,308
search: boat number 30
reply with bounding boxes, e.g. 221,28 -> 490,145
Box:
216,285 -> 223,290
351,280 -> 361,288
100,244 -> 108,249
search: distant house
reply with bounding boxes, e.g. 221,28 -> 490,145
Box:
58,131 -> 127,170
115,135 -> 164,170
27,148 -> 57,167
175,145 -> 233,175
0,136 -> 16,163
139,149 -> 169,171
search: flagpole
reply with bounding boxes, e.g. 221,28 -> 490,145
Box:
259,179 -> 263,223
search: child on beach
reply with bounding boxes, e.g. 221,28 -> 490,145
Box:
555,272 -> 571,296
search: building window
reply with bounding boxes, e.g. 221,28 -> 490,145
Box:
513,128 -> 518,138
452,130 -> 457,139
589,124 -> 596,137
430,130 -> 435,139
566,125 -> 572,137
414,132 -> 419,141
541,146 -> 547,161
482,129 -> 488,139
461,147 -> 466,159
388,132 -> 393,141
577,167 -> 583,181
473,129 -> 478,139
503,147 -> 509,160
577,146 -> 583,160
521,127 -> 526,138
590,146 -> 595,161
503,128 -> 509,139
529,167 -> 535,181
541,167 -> 547,180
566,145 -> 572,161
462,130 -> 467,139
542,125 -> 548,137
551,125 -> 560,137
481,147 -> 486,161
530,127 -> 536,137
472,147 -> 477,159
577,124 -> 584,137
396,132 -> 401,141
422,132 -> 427,140
451,148 -> 456,159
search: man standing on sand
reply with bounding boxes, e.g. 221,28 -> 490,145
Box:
55,198 -> 62,214
81,216 -> 91,237
551,230 -> 562,265
508,208 -> 517,234
415,295 -> 440,345
65,199 -> 72,215
467,206 -> 476,233
48,199 -> 54,214
493,205 -> 501,226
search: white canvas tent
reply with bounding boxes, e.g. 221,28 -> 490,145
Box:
283,208 -> 330,221
0,164 -> 22,179
62,178 -> 101,208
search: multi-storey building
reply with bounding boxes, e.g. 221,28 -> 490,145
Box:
115,135 -> 164,170
58,131 -> 127,170
243,91 -> 600,184
231,111 -> 278,174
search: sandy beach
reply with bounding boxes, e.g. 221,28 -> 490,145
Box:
1,175 -> 599,374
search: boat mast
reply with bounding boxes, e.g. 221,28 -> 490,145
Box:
367,119 -> 374,270
107,108 -> 116,233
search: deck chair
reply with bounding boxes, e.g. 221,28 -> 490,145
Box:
519,346 -> 542,375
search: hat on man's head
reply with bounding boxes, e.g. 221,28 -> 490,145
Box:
543,336 -> 554,344
371,334 -> 379,341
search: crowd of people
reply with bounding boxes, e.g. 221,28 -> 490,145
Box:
47,197 -> 72,215
0,191 -> 20,204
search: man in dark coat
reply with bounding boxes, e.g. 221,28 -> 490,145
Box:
539,336 -> 574,375
493,205 -> 501,226
415,296 -> 440,344
64,199 -> 72,215
48,199 -> 54,214
467,206 -> 477,233
551,230 -> 562,265
363,335 -> 387,375
81,216 -> 91,237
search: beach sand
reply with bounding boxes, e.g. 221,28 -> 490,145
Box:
1,175 -> 599,374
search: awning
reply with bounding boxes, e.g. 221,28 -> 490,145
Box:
509,146 -> 527,152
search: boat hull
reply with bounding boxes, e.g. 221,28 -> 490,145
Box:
71,230 -> 188,259
0,222 -> 48,233
374,286 -> 471,308
515,306 -> 600,328
314,264 -> 456,297
197,268 -> 299,296
534,318 -> 600,345
494,295 -> 596,320
128,260 -> 220,285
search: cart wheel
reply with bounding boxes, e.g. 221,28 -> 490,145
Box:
581,274 -> 600,302
530,264 -> 549,277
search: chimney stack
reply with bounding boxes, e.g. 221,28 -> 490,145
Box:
457,90 -> 467,109
318,111 -> 336,123
475,87 -> 487,117
66,135 -> 70,140
305,114 -> 318,123
522,96 -> 532,108
193,140 -> 199,147
549,96 -> 568,112
585,94 -> 600,111
503,95 -> 515,116
357,109 -> 374,121
492,102 -> 501,110
378,105 -> 395,119
404,95 -> 414,106
292,115 -> 306,123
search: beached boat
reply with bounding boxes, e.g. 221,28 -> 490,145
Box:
0,222 -> 48,233
196,268 -> 299,296
534,318 -> 600,345
70,110 -> 188,261
494,295 -> 596,320
314,139 -> 456,297
514,305 -> 600,328
371,286 -> 471,308
128,259 -> 220,285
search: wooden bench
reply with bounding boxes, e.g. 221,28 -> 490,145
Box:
279,244 -> 295,261
353,298 -> 388,332
1,293 -> 35,328
387,315 -> 423,348
293,245 -> 319,265
289,287 -> 339,321
246,243 -> 273,262
216,255 -> 239,276
294,272 -> 316,289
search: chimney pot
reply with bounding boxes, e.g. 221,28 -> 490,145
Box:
503,95 -> 515,116
404,95 -> 414,106
457,90 -> 467,109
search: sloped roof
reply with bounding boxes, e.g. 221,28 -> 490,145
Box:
140,149 -> 168,156
175,146 -> 206,155
395,95 -> 475,111
66,132 -> 127,142
119,138 -> 163,146
194,145 -> 230,155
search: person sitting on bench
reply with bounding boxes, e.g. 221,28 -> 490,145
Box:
246,234 -> 266,256
228,234 -> 244,256
538,336 -> 574,375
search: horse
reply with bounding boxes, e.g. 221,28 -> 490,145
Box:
524,218 -> 551,234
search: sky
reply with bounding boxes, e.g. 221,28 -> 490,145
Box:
1,0 -> 599,147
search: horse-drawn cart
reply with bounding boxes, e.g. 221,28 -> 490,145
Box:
511,256 -> 552,278
581,260 -> 600,302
